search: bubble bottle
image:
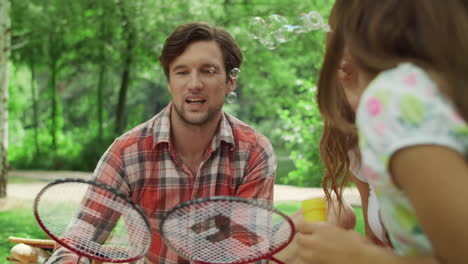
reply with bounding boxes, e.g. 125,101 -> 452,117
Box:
302,197 -> 327,222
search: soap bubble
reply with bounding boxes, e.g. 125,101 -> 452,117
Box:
266,14 -> 289,32
226,91 -> 237,104
295,11 -> 331,33
247,11 -> 331,49
248,17 -> 266,40
229,68 -> 241,80
266,14 -> 289,43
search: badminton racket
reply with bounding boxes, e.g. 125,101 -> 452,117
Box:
160,196 -> 297,264
33,178 -> 152,263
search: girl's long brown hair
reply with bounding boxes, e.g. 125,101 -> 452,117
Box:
317,0 -> 358,207
344,0 -> 468,120
318,0 -> 468,206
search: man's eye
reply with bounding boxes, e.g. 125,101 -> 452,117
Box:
176,71 -> 188,75
202,67 -> 217,74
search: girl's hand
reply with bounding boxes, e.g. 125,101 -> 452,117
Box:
295,219 -> 440,264
295,219 -> 376,264
270,210 -> 303,264
270,198 -> 356,264
326,196 -> 356,230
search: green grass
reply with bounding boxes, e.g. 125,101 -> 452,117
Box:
6,174 -> 41,184
0,209 -> 50,263
275,201 -> 365,234
275,201 -> 302,215
354,206 -> 365,234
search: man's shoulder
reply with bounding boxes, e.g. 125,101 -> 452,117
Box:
112,112 -> 164,152
225,112 -> 272,148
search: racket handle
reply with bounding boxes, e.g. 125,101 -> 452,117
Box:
7,236 -> 56,249
302,197 -> 327,222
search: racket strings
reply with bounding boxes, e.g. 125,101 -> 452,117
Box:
162,200 -> 292,263
35,181 -> 151,262
85,188 -> 151,247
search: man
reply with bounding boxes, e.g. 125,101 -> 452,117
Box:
48,22 -> 276,263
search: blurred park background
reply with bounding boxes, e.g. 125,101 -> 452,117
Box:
0,1 -> 364,261
4,0 -> 334,188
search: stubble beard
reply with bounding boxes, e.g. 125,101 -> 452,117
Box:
172,102 -> 223,127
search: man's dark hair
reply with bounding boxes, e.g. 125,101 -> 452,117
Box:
159,22 -> 243,81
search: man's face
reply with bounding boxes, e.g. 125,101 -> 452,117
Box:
168,40 -> 234,126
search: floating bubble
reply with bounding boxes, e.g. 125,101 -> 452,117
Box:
226,91 -> 237,104
248,11 -> 331,49
259,34 -> 277,50
208,66 -> 216,74
274,30 -> 288,44
248,17 -> 266,40
296,11 -> 330,33
283,24 -> 301,33
248,14 -> 290,49
265,15 -> 290,44
229,68 -> 240,80
266,14 -> 289,30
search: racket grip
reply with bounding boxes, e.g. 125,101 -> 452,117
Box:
302,197 -> 327,222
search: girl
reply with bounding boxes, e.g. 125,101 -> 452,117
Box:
297,0 -> 468,263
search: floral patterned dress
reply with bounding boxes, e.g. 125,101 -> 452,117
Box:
356,63 -> 468,256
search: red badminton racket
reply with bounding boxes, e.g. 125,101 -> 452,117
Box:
33,178 -> 152,263
160,196 -> 295,264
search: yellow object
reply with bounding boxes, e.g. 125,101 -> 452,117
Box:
302,197 -> 327,222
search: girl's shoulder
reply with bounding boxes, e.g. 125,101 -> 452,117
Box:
361,62 -> 455,118
357,62 -> 467,159
368,62 -> 435,96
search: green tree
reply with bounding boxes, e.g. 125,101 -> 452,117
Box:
7,0 -> 335,187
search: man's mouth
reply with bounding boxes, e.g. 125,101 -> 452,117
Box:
186,98 -> 206,104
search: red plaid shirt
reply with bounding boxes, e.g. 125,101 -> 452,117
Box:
48,104 -> 276,264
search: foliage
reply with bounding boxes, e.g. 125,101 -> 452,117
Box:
8,0 -> 335,186
278,84 -> 324,186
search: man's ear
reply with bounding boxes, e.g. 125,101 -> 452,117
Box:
226,78 -> 236,94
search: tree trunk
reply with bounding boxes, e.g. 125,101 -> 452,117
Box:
115,52 -> 132,134
96,13 -> 107,142
30,61 -> 40,156
0,0 -> 11,198
114,4 -> 135,134
97,62 -> 105,141
49,60 -> 57,151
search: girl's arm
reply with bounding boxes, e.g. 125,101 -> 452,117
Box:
391,145 -> 468,264
296,221 -> 439,264
294,145 -> 467,264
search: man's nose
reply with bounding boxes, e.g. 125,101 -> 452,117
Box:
188,72 -> 203,90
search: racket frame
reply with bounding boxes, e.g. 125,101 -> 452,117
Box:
160,196 -> 295,264
33,178 -> 152,263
